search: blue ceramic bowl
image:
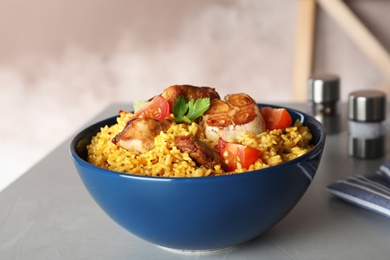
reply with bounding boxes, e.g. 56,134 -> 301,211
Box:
70,104 -> 326,251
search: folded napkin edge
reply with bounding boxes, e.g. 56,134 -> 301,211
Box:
327,188 -> 390,218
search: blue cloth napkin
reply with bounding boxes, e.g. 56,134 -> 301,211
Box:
327,162 -> 390,218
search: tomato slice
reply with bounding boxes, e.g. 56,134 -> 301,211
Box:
217,138 -> 261,171
132,95 -> 170,122
260,107 -> 292,130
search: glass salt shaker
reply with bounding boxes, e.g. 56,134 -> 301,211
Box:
348,90 -> 387,159
308,74 -> 341,134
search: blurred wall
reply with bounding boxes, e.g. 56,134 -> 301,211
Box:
0,0 -> 389,191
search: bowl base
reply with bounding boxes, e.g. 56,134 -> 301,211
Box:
157,243 -> 241,255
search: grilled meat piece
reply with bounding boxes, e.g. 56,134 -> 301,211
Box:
112,117 -> 171,154
201,93 -> 266,143
160,84 -> 220,109
174,135 -> 229,172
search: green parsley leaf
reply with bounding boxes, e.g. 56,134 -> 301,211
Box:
173,96 -> 210,123
173,96 -> 189,118
186,98 -> 210,121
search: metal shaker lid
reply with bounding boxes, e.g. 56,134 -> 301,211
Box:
348,90 -> 386,121
308,74 -> 340,103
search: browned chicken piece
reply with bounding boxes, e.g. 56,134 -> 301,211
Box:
160,85 -> 221,108
200,93 -> 266,143
112,117 -> 172,154
174,135 -> 229,172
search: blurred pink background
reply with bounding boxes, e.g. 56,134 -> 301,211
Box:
1,0 -> 389,191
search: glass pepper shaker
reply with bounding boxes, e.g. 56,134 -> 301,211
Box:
348,90 -> 386,159
308,74 -> 341,134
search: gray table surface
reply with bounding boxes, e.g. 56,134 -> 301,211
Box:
1,103 -> 390,260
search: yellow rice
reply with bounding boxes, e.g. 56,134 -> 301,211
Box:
87,111 -> 313,177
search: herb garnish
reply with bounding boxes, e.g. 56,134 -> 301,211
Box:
173,96 -> 210,123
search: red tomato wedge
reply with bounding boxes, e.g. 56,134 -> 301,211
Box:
260,107 -> 292,130
132,96 -> 170,122
217,138 -> 261,171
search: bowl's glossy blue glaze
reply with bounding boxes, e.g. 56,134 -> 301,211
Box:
70,104 -> 326,251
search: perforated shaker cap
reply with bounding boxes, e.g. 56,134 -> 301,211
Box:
308,74 -> 340,103
348,90 -> 386,122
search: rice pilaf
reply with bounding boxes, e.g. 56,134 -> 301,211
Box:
87,111 -> 313,177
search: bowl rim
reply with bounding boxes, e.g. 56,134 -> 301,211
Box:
70,103 -> 326,182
